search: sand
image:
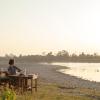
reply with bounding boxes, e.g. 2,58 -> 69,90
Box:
16,62 -> 100,90
0,61 -> 100,90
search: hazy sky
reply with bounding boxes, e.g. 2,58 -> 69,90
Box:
0,0 -> 100,56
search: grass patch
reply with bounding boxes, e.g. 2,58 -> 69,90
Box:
0,81 -> 100,100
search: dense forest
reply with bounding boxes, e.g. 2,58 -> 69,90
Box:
1,50 -> 100,63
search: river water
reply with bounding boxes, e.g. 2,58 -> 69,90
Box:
51,63 -> 100,82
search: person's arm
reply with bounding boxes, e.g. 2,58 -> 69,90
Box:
14,66 -> 21,72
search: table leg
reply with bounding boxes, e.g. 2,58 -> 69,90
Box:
35,79 -> 37,92
31,78 -> 33,93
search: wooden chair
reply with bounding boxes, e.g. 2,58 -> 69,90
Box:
0,71 -> 9,86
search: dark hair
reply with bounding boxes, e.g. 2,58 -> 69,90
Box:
9,59 -> 14,65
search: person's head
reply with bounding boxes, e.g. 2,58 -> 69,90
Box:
9,59 -> 14,65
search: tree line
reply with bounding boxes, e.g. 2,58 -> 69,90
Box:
2,50 -> 100,63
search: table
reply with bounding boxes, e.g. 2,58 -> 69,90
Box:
8,74 -> 38,93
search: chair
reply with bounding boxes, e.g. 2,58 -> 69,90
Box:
0,71 -> 9,86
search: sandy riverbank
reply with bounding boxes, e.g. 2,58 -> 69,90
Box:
0,61 -> 100,90
14,62 -> 100,90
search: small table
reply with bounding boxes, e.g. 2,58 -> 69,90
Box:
8,74 -> 38,93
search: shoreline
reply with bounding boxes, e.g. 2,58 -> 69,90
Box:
1,62 -> 100,90
50,64 -> 100,89
16,62 -> 100,90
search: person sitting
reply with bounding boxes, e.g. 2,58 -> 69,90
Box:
8,59 -> 22,87
8,59 -> 21,75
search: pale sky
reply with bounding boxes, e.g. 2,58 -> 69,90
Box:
0,0 -> 100,56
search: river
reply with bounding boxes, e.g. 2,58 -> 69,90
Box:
51,63 -> 100,82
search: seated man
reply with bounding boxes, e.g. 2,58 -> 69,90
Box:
8,59 -> 21,75
7,59 -> 22,87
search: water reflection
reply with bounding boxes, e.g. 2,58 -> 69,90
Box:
51,63 -> 100,82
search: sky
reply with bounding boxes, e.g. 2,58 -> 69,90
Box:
0,0 -> 100,56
